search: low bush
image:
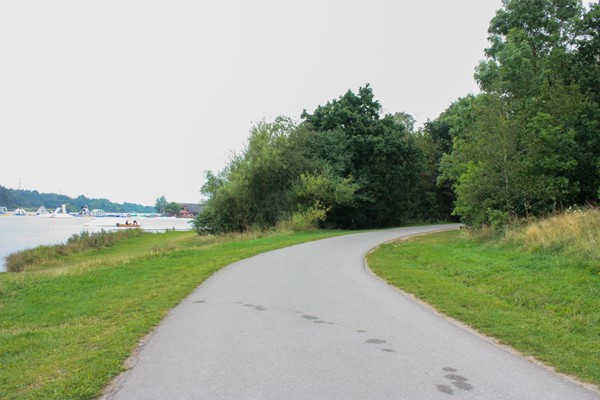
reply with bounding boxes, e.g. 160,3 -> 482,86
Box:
5,229 -> 145,272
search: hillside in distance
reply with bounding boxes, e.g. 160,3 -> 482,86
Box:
0,185 -> 154,213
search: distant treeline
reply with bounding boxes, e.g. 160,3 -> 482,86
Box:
0,185 -> 154,213
195,0 -> 599,233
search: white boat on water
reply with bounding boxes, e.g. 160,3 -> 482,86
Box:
13,208 -> 27,216
36,204 -> 74,218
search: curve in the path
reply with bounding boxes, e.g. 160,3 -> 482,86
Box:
106,225 -> 599,400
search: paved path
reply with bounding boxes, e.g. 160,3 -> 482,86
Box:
107,225 -> 599,399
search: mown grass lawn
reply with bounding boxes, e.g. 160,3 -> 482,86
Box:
0,230 -> 346,400
367,229 -> 600,387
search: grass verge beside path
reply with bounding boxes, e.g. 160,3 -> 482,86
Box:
367,229 -> 600,388
0,229 -> 346,400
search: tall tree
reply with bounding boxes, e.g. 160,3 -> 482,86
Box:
439,0 -> 599,226
196,117 -> 307,232
573,3 -> 600,200
477,0 -> 599,203
155,196 -> 167,214
477,0 -> 582,98
301,85 -> 423,228
411,110 -> 458,222
440,94 -> 578,225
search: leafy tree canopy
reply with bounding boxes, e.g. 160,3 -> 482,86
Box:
436,0 -> 599,226
195,86 -> 428,233
300,84 -> 423,228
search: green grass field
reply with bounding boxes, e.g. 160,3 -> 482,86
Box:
367,223 -> 600,387
0,230 -> 346,400
3,209 -> 598,398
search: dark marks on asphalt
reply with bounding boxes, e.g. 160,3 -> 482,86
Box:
445,374 -> 468,382
445,373 -> 473,391
365,339 -> 386,345
239,303 -> 399,353
437,368 -> 474,395
436,384 -> 454,395
364,338 -> 397,353
242,303 -> 267,311
300,314 -> 335,324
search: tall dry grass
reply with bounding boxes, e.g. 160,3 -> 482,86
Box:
503,207 -> 600,260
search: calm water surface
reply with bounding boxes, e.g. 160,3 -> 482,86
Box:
0,216 -> 194,271
0,216 -> 91,271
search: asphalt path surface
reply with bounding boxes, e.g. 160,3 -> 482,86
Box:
106,225 -> 599,399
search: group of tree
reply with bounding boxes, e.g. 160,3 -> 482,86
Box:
0,185 -> 154,213
196,0 -> 599,233
428,0 -> 600,226
154,196 -> 181,215
194,85 -> 445,233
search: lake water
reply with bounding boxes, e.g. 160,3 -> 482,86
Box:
0,216 -> 194,272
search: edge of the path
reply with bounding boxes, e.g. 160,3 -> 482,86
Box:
362,227 -> 600,395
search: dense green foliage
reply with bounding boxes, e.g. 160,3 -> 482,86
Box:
0,185 -> 154,213
432,0 -> 600,226
155,195 -> 168,214
368,209 -> 600,385
195,86 -> 429,232
154,195 -> 180,215
196,0 -> 598,230
411,116 -> 457,222
300,86 -> 423,228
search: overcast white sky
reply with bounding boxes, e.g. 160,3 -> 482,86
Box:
0,0 -> 502,206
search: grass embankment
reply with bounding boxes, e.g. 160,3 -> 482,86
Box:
0,229 -> 346,400
5,229 -> 147,272
368,208 -> 600,387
